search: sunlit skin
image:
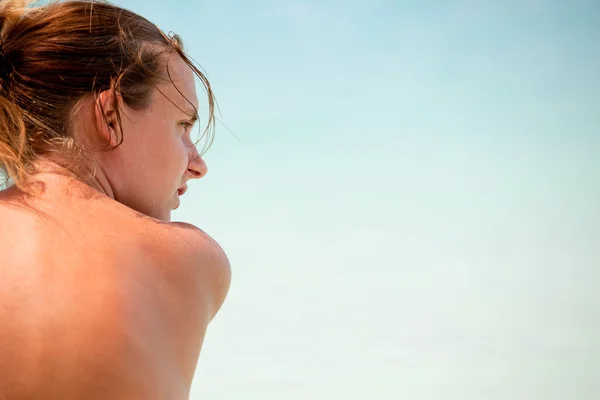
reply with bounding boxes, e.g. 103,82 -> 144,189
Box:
0,55 -> 231,399
78,52 -> 207,222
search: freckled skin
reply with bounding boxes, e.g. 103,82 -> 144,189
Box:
0,56 -> 231,399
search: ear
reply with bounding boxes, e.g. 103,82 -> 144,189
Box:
93,89 -> 121,148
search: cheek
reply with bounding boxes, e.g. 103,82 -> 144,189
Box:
157,125 -> 187,160
176,139 -> 189,168
162,137 -> 190,177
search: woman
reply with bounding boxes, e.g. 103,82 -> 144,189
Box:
0,0 -> 231,398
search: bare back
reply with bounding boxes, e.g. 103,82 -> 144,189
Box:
0,176 -> 231,399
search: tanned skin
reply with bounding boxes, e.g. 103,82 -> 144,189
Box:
0,56 -> 231,399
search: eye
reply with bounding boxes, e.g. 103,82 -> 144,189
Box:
180,121 -> 193,132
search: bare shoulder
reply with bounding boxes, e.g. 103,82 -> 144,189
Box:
140,219 -> 232,319
0,184 -> 231,320
88,195 -> 232,320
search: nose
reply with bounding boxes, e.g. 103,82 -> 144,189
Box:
187,147 -> 208,179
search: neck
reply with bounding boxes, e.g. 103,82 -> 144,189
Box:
26,157 -> 115,200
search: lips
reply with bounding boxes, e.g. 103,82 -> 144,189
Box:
177,185 -> 188,196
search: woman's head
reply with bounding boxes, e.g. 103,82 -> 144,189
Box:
0,0 -> 215,220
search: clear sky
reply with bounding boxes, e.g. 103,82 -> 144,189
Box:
115,1 -> 599,399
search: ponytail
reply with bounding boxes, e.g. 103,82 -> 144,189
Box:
0,93 -> 28,189
0,0 -> 34,189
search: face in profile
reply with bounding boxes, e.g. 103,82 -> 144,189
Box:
98,55 -> 207,221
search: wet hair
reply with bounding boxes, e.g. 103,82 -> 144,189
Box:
0,0 -> 215,191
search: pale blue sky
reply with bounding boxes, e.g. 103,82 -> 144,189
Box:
116,1 -> 599,399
